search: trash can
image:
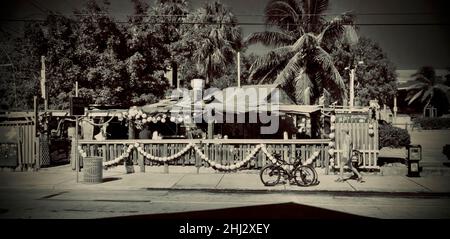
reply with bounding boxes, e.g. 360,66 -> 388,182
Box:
83,156 -> 103,183
407,145 -> 422,177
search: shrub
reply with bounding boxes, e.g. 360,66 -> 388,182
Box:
413,117 -> 450,130
379,123 -> 411,149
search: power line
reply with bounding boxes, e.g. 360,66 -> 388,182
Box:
25,0 -> 50,14
1,18 -> 449,26
59,12 -> 450,17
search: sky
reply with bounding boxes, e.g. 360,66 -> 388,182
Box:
1,0 -> 450,70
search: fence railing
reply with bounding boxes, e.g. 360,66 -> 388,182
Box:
77,139 -> 333,174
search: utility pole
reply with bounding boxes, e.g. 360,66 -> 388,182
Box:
75,81 -> 79,183
41,56 -> 48,111
346,61 -> 364,109
349,68 -> 355,108
237,52 -> 241,88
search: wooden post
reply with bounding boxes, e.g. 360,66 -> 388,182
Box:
33,96 -> 40,170
138,146 -> 145,173
207,121 -> 214,139
163,143 -> 169,173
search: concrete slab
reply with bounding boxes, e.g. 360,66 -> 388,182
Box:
346,176 -> 431,193
106,165 -> 219,174
407,176 -> 450,192
0,172 -> 72,188
173,174 -> 224,189
285,175 -> 355,192
55,171 -> 184,190
216,174 -> 285,191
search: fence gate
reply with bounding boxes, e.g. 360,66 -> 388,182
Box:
0,112 -> 39,171
333,112 -> 379,170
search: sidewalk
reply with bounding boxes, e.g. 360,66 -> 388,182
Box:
1,165 -> 450,196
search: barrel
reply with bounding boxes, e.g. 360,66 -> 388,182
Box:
83,156 -> 103,183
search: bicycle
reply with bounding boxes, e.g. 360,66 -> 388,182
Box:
259,153 -> 318,187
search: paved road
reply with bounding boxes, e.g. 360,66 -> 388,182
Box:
1,188 -> 450,219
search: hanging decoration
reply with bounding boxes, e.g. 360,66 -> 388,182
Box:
118,106 -> 175,129
77,143 -> 322,171
368,123 -> 374,137
328,113 -> 336,167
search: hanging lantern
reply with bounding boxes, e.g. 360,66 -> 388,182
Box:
162,114 -> 167,118
156,116 -> 161,121
368,129 -> 374,136
142,118 -> 147,124
330,115 -> 336,123
368,123 -> 373,129
170,116 -> 176,122
329,142 -> 335,148
161,118 -> 166,123
152,118 -> 157,123
142,113 -> 147,119
330,125 -> 335,131
313,151 -> 320,157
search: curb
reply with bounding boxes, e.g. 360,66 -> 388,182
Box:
143,187 -> 450,198
2,184 -> 450,198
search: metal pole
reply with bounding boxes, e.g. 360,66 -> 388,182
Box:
75,116 -> 79,183
393,95 -> 398,123
349,68 -> 355,108
75,81 -> 78,97
237,52 -> 241,88
41,56 -> 48,111
75,81 -> 79,182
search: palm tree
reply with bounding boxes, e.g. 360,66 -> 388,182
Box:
245,0 -> 357,104
182,1 -> 242,86
406,66 -> 449,116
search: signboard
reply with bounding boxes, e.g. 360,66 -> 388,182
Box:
0,143 -> 18,167
70,97 -> 85,116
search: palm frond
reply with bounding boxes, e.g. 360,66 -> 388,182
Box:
413,74 -> 432,84
407,90 -> 423,105
248,46 -> 294,82
420,88 -> 433,102
405,82 -> 427,91
314,47 -> 346,99
433,83 -> 450,93
317,12 -> 355,45
274,51 -> 304,87
265,0 -> 302,28
292,33 -> 317,52
307,0 -> 330,15
293,71 -> 313,104
245,31 -> 296,48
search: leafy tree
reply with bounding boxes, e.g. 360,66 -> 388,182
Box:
405,66 -> 449,115
0,22 -> 46,110
176,1 -> 242,87
331,37 -> 398,107
245,0 -> 356,104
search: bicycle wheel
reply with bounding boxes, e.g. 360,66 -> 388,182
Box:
260,165 -> 281,186
294,165 -> 317,186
